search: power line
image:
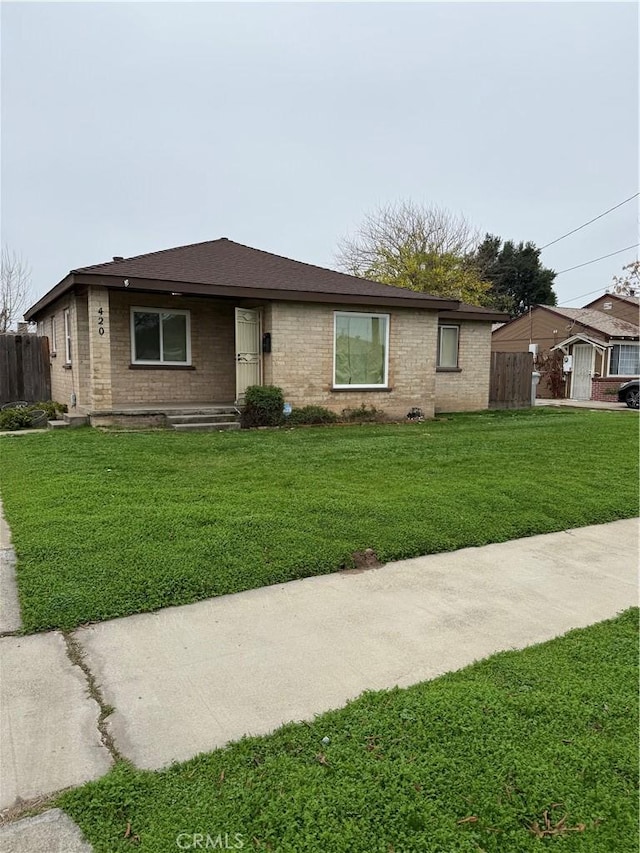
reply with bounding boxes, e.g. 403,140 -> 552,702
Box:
540,192 -> 639,249
554,243 -> 639,276
561,286 -> 611,305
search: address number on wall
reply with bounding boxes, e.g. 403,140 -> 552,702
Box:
98,306 -> 105,336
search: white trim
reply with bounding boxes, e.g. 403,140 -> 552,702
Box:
437,324 -> 460,368
130,307 -> 191,365
50,315 -> 57,354
607,342 -> 640,377
63,308 -> 71,364
333,311 -> 390,389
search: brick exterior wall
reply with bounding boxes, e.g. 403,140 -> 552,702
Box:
591,376 -> 627,401
108,291 -> 236,407
264,301 -> 438,419
39,291 -> 88,412
34,288 -> 495,420
434,321 -> 492,412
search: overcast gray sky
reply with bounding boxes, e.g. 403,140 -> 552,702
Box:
2,1 -> 638,309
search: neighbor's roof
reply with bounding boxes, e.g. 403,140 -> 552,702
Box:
583,292 -> 640,309
541,305 -> 639,338
26,238 -> 483,318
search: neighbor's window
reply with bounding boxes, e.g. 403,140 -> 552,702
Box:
131,308 -> 191,365
63,309 -> 72,363
609,343 -> 640,376
437,325 -> 459,368
50,315 -> 57,353
334,312 -> 389,388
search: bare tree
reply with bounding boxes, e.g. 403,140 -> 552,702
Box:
335,201 -> 488,304
609,259 -> 640,297
337,201 -> 480,273
0,247 -> 32,332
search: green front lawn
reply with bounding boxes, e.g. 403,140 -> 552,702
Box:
59,609 -> 639,852
0,408 -> 637,632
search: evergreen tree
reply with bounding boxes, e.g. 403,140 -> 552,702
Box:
473,234 -> 557,317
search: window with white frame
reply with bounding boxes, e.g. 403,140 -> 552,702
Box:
50,316 -> 57,353
63,309 -> 72,363
609,343 -> 640,376
437,325 -> 459,368
333,312 -> 389,388
131,308 -> 191,365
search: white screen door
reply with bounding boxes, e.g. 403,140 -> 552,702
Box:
571,344 -> 592,399
235,308 -> 261,403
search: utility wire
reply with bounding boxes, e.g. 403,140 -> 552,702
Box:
560,286 -> 613,305
554,243 -> 639,276
540,192 -> 639,249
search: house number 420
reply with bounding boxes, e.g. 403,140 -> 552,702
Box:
98,307 -> 105,336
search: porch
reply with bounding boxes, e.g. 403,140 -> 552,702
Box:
88,401 -> 242,431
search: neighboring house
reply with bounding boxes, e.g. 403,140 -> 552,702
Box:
25,238 -> 506,426
491,297 -> 639,401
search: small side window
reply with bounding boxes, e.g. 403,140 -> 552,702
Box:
50,316 -> 57,353
63,308 -> 72,364
437,325 -> 459,368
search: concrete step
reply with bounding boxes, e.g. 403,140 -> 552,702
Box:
48,419 -> 69,429
63,414 -> 89,427
171,421 -> 241,432
165,407 -> 240,417
166,413 -> 240,425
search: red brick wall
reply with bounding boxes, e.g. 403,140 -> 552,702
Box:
591,377 -> 624,401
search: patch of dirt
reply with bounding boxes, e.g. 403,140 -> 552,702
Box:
342,548 -> 384,574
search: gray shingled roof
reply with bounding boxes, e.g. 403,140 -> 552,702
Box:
543,305 -> 639,337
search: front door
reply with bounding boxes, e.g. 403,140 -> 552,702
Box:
235,308 -> 261,403
571,343 -> 592,399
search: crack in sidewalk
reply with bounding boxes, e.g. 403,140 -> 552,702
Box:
62,631 -> 124,764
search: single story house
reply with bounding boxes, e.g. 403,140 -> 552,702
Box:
25,238 -> 507,426
491,297 -> 639,401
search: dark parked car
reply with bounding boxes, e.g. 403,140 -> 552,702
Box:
617,379 -> 639,409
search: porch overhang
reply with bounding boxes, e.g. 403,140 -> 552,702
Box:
551,333 -> 610,354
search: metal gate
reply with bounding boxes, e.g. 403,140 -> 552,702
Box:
235,308 -> 261,403
570,344 -> 592,400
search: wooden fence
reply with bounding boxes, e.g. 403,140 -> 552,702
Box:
0,335 -> 51,405
489,351 -> 534,409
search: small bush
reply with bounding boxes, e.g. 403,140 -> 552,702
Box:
0,408 -> 33,430
241,385 -> 285,428
287,405 -> 338,426
340,404 -> 386,423
0,400 -> 67,431
36,400 -> 68,418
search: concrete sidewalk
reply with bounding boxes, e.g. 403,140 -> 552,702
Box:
81,519 -> 638,770
1,518 -> 638,819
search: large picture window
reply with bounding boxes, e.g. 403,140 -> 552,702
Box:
131,308 -> 191,365
437,325 -> 459,368
609,343 -> 640,376
334,312 -> 389,388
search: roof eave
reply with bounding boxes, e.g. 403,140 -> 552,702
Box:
24,273 -> 75,320
68,273 -> 460,310
439,309 -> 510,323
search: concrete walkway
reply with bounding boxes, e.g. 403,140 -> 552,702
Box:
535,398 -> 636,411
1,518 -> 637,823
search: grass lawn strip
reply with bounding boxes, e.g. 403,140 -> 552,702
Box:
0,408 -> 637,632
58,609 -> 639,852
